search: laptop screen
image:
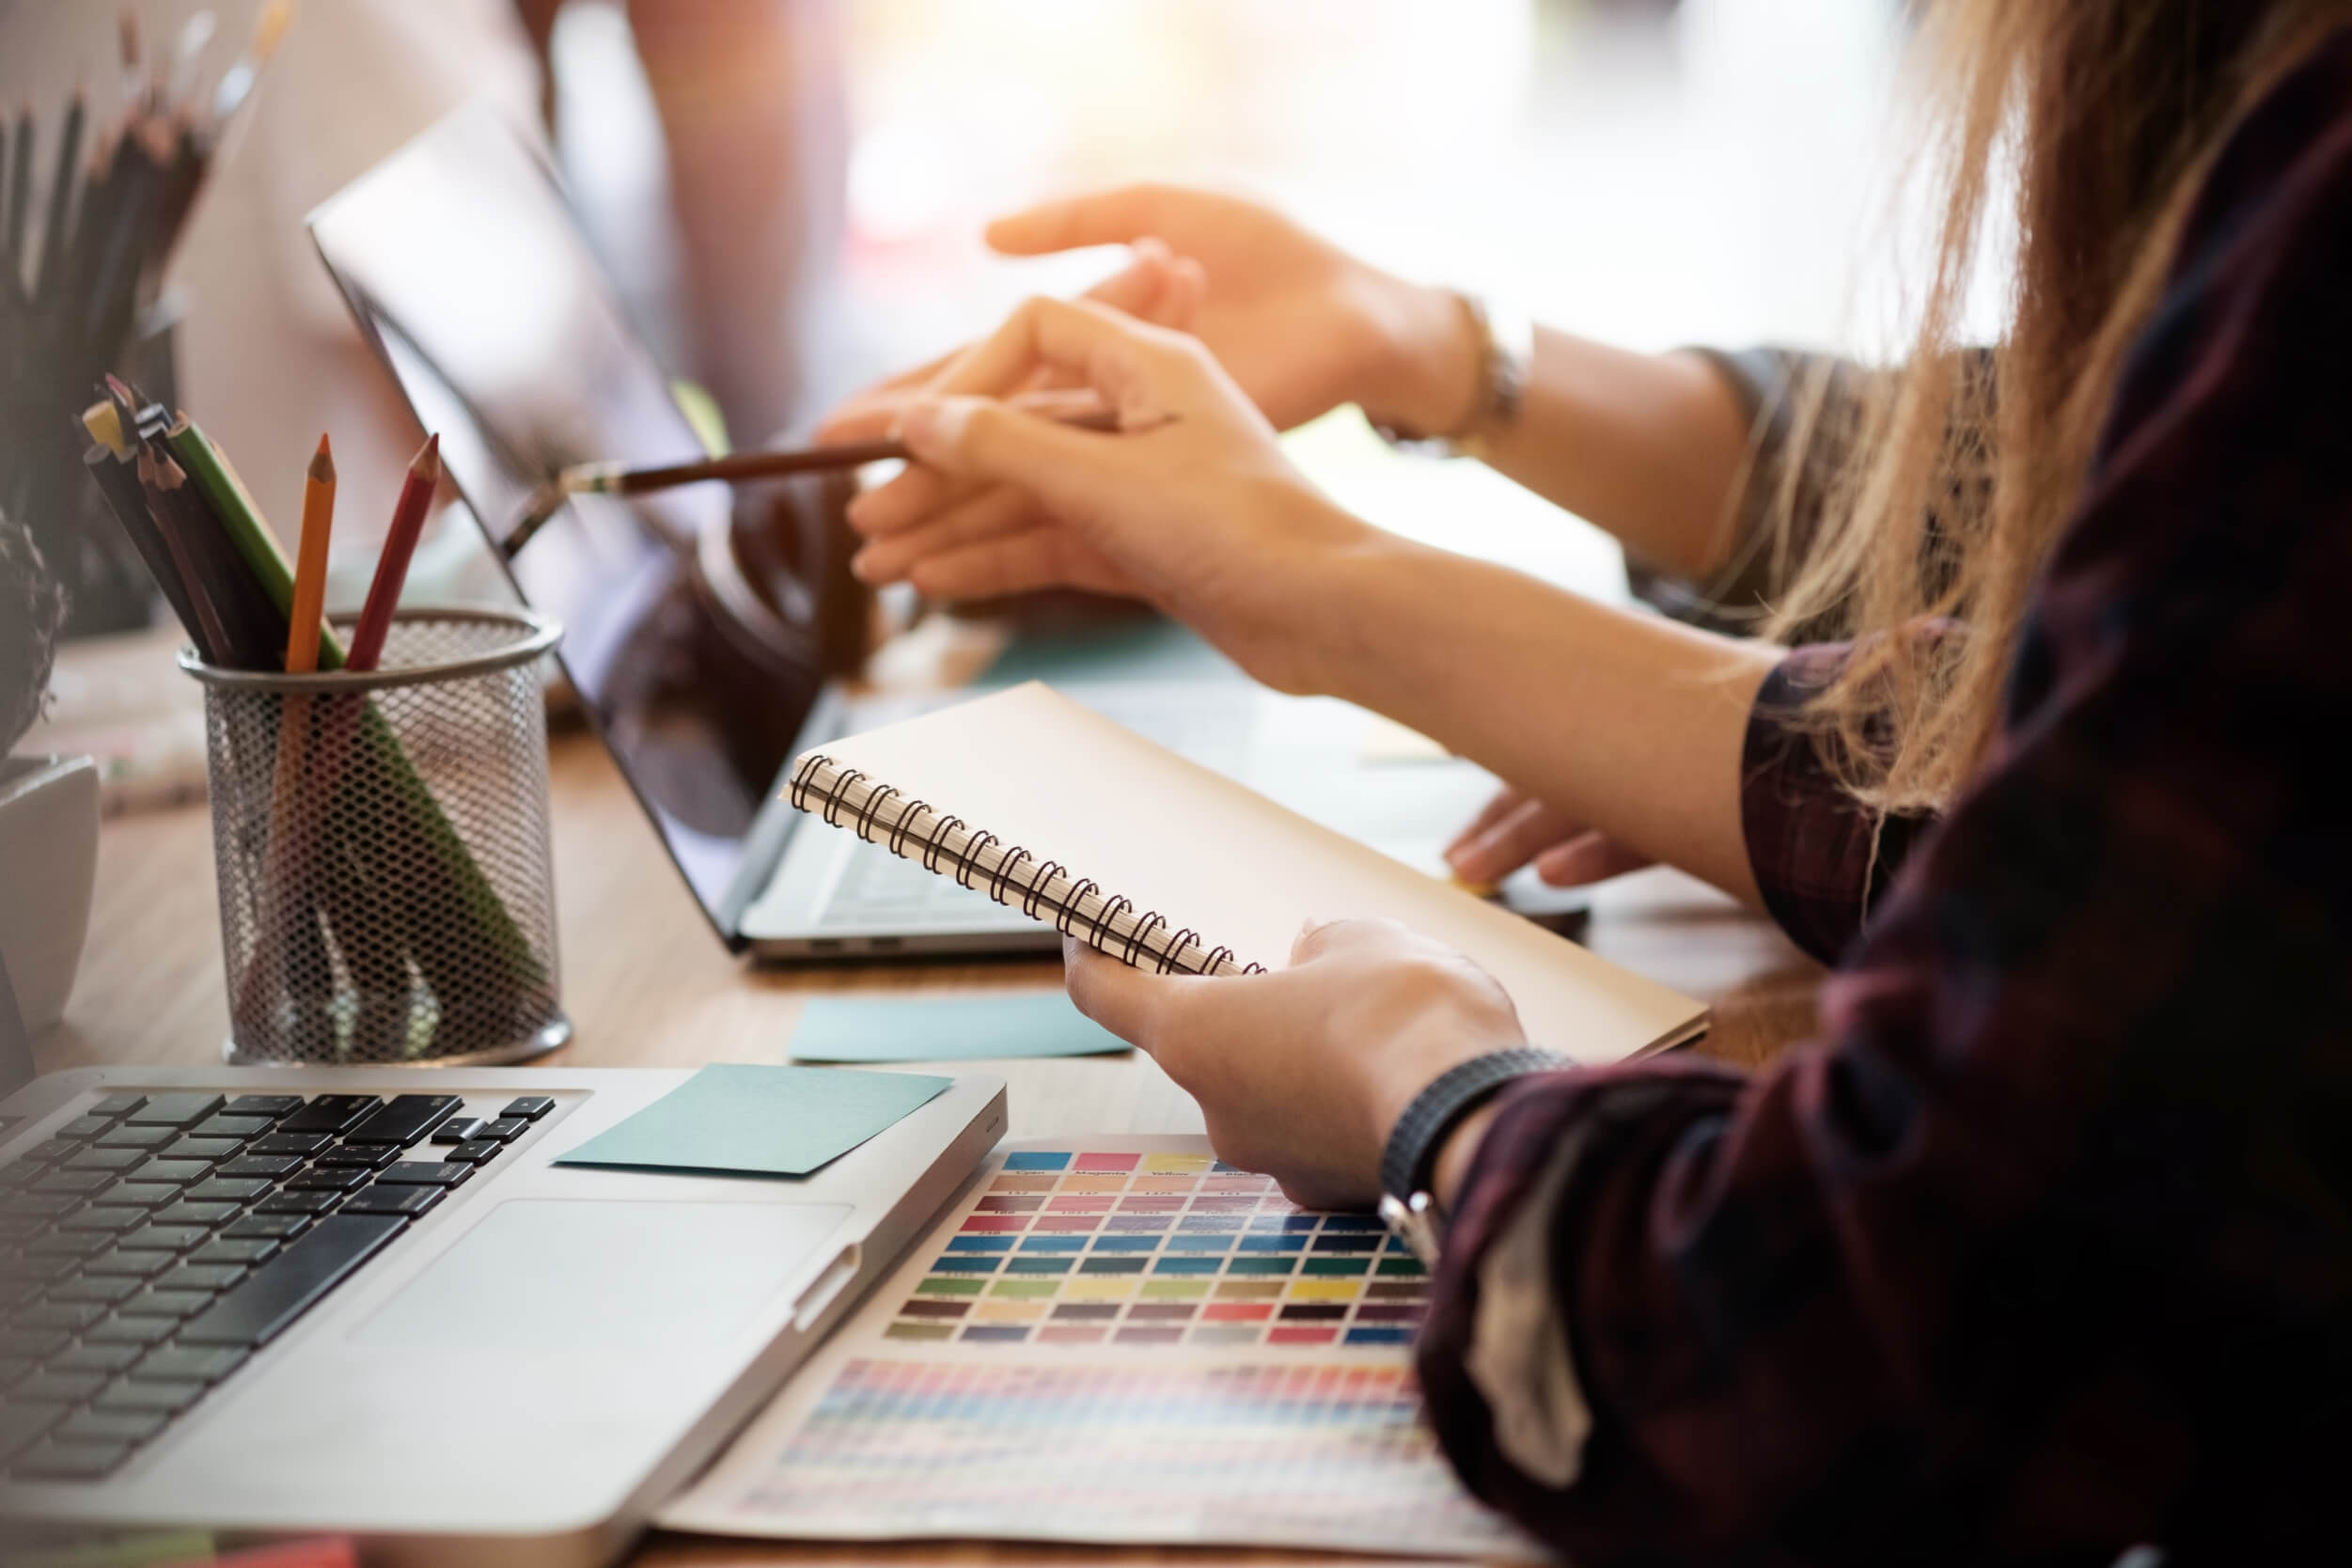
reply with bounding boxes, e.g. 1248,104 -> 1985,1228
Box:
308,106 -> 824,941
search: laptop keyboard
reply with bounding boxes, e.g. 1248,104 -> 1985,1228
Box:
0,1090 -> 551,1484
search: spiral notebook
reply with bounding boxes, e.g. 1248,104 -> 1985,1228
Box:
788,682 -> 1706,1062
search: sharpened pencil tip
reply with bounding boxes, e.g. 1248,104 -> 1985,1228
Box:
308,433 -> 335,483
414,432 -> 440,476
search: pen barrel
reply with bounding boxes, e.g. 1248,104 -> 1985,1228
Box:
182,607 -> 572,1067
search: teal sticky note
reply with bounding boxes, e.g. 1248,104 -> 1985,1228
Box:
555,1064 -> 951,1178
790,993 -> 1131,1063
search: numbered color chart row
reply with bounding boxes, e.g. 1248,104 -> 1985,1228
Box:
883,1150 -> 1429,1349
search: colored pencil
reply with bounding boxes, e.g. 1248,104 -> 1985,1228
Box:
83,438 -> 210,655
164,413 -> 348,672
287,435 -> 336,673
134,446 -> 229,663
347,434 -> 438,673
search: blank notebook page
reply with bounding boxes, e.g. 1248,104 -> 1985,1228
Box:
808,682 -> 1706,1065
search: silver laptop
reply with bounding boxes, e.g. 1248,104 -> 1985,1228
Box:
307,106 -> 1587,960
0,1064 -> 1005,1563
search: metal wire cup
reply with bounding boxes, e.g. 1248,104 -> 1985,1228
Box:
181,607 -> 570,1066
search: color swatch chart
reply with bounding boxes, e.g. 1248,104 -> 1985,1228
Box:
885,1147 -> 1430,1349
659,1139 -> 1542,1559
727,1357 -> 1534,1557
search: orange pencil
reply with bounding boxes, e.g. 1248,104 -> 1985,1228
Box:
348,433 -> 438,673
285,433 -> 335,672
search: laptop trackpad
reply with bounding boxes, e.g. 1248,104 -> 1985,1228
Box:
353,1200 -> 853,1355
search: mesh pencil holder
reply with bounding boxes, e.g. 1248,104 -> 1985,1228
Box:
180,607 -> 570,1067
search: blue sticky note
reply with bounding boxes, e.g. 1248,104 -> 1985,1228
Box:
555,1064 -> 949,1178
789,994 -> 1130,1064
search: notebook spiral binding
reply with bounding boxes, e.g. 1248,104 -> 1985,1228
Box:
789,752 -> 1267,978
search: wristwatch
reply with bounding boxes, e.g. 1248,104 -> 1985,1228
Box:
1369,291 -> 1534,461
1376,1047 -> 1568,1265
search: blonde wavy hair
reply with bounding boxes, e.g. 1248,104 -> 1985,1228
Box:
1765,0 -> 2352,814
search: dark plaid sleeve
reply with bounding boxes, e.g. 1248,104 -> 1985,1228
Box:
1740,641 -> 1935,964
1419,29 -> 2352,1567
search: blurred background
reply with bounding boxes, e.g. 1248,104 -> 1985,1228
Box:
2,0 -> 1928,596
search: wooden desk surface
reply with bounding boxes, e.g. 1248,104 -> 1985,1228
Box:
46,727 -> 1822,1567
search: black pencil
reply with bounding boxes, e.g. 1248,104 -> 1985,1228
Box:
5,103 -> 32,288
134,445 -> 230,662
86,439 -> 209,654
33,90 -> 85,310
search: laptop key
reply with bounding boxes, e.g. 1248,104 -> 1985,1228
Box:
179,1214 -> 405,1348
256,1190 -> 341,1215
288,1168 -> 371,1193
11,1251 -> 76,1283
85,1250 -> 174,1279
444,1139 -> 501,1165
224,1095 -> 304,1121
314,1146 -> 397,1171
343,1095 -> 463,1148
92,1379 -> 202,1414
60,1147 -> 146,1173
0,1402 -> 67,1462
375,1162 -> 471,1187
118,1289 -> 212,1321
7,1193 -> 76,1216
127,1159 -> 212,1186
155,1262 -> 247,1294
251,1133 -> 331,1158
54,1115 -> 115,1142
12,1439 -> 133,1481
275,1095 -> 381,1136
15,1369 -> 109,1403
223,1215 -> 308,1241
193,1238 -> 280,1267
118,1223 -> 209,1253
24,1229 -> 108,1257
30,1169 -> 115,1196
51,1341 -> 145,1375
133,1344 -> 247,1385
219,1156 -> 301,1180
85,1315 -> 175,1347
430,1117 -> 486,1145
152,1200 -> 241,1229
56,1203 -> 144,1241
89,1094 -> 148,1119
160,1137 -> 244,1164
126,1094 -> 228,1128
48,1276 -> 140,1307
0,1328 -> 71,1360
94,1125 -> 178,1152
102,1183 -> 179,1211
56,1407 -> 169,1448
339,1185 -> 443,1218
17,1303 -> 107,1333
477,1118 -> 528,1143
187,1115 -> 274,1145
186,1179 -> 270,1204
501,1096 -> 557,1122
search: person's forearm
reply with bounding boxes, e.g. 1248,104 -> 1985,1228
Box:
1485,334 -> 1755,579
1296,531 -> 1771,903
1367,304 -> 1756,580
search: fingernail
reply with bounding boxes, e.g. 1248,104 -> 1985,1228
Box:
899,400 -> 969,460
851,548 -> 888,584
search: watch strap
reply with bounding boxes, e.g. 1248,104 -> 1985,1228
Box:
1371,291 -> 1533,458
1378,1047 -> 1569,1208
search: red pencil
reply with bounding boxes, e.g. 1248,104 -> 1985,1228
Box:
347,433 -> 438,673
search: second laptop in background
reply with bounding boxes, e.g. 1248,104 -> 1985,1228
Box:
307,105 -> 1586,962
